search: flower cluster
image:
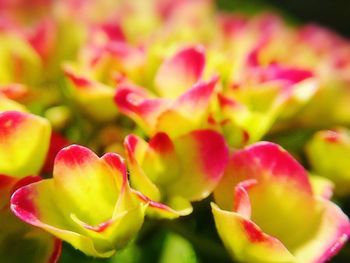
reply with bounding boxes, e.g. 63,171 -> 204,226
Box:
1,0 -> 350,262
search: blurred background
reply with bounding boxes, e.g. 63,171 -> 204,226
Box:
218,0 -> 350,36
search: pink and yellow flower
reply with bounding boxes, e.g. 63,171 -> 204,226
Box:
124,130 -> 229,218
210,63 -> 318,147
306,128 -> 350,196
212,142 -> 350,262
11,145 -> 146,258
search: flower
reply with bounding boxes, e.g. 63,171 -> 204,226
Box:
306,128 -> 350,196
212,64 -> 318,147
124,129 -> 229,218
212,142 -> 350,263
11,145 -> 146,257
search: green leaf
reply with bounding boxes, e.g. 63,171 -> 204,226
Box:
159,233 -> 198,263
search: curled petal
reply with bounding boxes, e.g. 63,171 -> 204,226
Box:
233,179 -> 257,218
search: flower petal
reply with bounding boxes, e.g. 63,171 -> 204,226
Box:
125,130 -> 228,217
305,129 -> 350,195
124,134 -> 193,218
0,111 -> 51,177
155,45 -> 206,98
156,76 -> 218,137
64,66 -> 118,121
124,134 -> 162,202
167,129 -> 229,201
115,85 -> 170,135
127,130 -> 229,202
309,174 -> 334,200
214,142 -> 312,210
292,197 -> 350,263
142,133 -> 180,187
53,145 -> 123,226
211,203 -> 295,263
217,93 -> 276,146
